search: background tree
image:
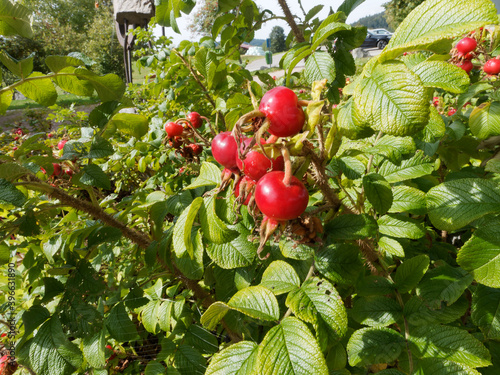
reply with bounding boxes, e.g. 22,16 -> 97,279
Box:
352,12 -> 391,30
269,25 -> 287,53
384,0 -> 425,29
187,0 -> 218,36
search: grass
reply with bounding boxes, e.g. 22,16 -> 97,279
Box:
9,94 -> 100,111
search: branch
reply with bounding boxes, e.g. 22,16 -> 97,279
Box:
277,0 -> 305,43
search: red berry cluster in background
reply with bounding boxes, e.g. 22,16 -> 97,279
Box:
210,86 -> 314,258
164,111 -> 206,159
451,30 -> 500,76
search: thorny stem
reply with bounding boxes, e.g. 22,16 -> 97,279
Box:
277,0 -> 305,43
302,141 -> 342,211
200,115 -> 216,137
16,174 -> 244,342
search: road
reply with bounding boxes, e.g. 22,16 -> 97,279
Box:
245,48 -> 382,81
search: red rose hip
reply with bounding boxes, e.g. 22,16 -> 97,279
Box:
188,112 -> 202,128
484,58 -> 500,75
211,131 -> 239,169
255,171 -> 309,221
458,60 -> 474,73
236,150 -> 284,182
259,86 -> 305,137
164,122 -> 184,138
58,140 -> 67,150
456,37 -> 477,54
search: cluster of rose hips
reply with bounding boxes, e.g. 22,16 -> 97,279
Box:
452,32 -> 500,75
40,138 -> 75,179
210,86 -> 313,258
164,112 -> 207,158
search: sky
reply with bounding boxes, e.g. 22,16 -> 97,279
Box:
154,0 -> 389,45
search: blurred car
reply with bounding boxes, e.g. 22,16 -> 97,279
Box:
361,30 -> 392,49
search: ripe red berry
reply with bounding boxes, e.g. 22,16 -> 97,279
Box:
47,133 -> 53,138
447,108 -> 457,116
458,60 -> 474,73
52,163 -> 62,176
456,37 -> 477,54
14,136 -> 19,141
254,171 -> 309,221
188,112 -> 202,129
188,143 -> 203,155
483,58 -> 500,75
236,150 -> 284,182
65,168 -> 74,177
13,146 -> 18,151
164,122 -> 184,138
58,140 -> 67,150
15,128 -> 23,135
259,87 -> 305,137
1,333 -> 6,338
211,131 -> 239,170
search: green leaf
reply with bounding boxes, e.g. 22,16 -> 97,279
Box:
404,295 -> 469,326
426,178 -> 500,231
457,82 -> 491,110
394,254 -> 429,293
260,260 -> 301,295
387,0 -> 497,51
199,195 -> 238,244
378,236 -> 405,257
347,327 -> 405,367
79,164 -> 111,190
419,105 -> 446,144
377,214 -> 425,239
108,112 -> 149,139
228,286 -> 279,321
206,230 -> 256,269
411,60 -> 470,94
279,238 -> 315,260
30,317 -> 83,375
325,214 -> 378,241
82,330 -> 106,369
105,302 -> 139,342
312,13 -> 349,50
457,232 -> 500,288
362,173 -> 393,215
87,135 -> 114,159
357,275 -> 396,297
303,51 -> 336,86
0,162 -> 30,181
0,0 -> 33,38
257,317 -> 329,375
351,296 -> 402,327
173,197 -> 203,259
0,178 -> 26,206
469,101 -> 500,140
337,0 -> 365,17
52,66 -> 94,97
16,72 -> 58,106
337,98 -> 373,139
42,235 -> 63,263
408,325 -> 491,368
174,228 -> 204,280
45,55 -> 85,73
286,277 -> 347,340
201,302 -> 231,330
185,162 -> 222,189
74,68 -> 125,101
141,299 -> 161,334
205,341 -> 259,375
0,244 -> 9,265
416,263 -> 473,309
145,360 -> 166,374
388,186 -> 427,215
0,50 -> 33,78
315,243 -> 364,286
0,89 -> 12,115
471,284 -> 500,340
184,325 -> 218,355
354,60 -> 430,136
379,151 -> 434,183
174,344 -> 206,375
412,358 -> 482,375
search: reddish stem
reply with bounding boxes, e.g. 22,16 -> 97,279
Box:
281,146 -> 293,186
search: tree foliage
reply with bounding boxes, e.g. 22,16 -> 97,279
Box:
187,0 -> 218,37
269,26 -> 287,53
2,0 -> 500,374
352,12 -> 391,30
384,0 -> 425,30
